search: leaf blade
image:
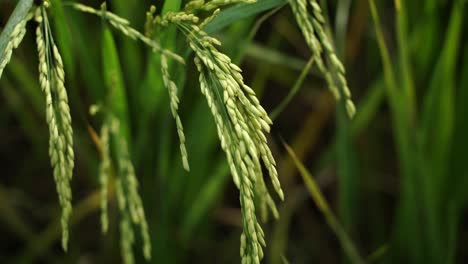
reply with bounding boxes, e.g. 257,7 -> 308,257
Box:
204,0 -> 286,34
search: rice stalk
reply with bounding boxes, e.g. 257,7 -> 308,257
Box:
35,3 -> 74,251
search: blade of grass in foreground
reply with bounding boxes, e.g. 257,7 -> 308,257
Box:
283,142 -> 365,264
368,1 -> 422,262
418,1 -> 464,262
332,0 -> 360,243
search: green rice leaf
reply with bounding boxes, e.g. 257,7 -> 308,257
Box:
204,0 -> 286,34
101,23 -> 130,141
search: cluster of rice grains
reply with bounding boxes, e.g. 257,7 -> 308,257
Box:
72,3 -> 157,263
288,0 -> 356,117
72,0 -> 284,263
0,8 -> 32,78
0,1 -> 75,251
96,116 -> 151,264
35,2 -> 75,250
151,1 -> 284,263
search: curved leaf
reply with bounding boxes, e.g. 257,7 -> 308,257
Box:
204,0 -> 286,34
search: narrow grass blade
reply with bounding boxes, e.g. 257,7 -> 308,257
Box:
395,0 -> 415,117
234,4 -> 286,63
101,23 -> 130,141
270,55 -> 314,120
336,101 -> 359,236
50,0 -> 75,78
368,1 -> 421,262
418,2 -> 464,261
451,43 -> 468,205
334,0 -> 352,57
331,0 -> 360,241
283,142 -> 365,264
246,43 -> 311,72
366,244 -> 389,263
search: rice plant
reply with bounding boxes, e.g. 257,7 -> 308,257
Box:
1,0 -> 467,263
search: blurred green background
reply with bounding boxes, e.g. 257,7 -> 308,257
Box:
1,0 -> 468,263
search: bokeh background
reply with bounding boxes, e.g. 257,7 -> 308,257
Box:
1,0 -> 468,263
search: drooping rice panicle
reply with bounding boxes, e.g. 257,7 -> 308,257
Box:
69,2 -> 184,64
35,5 -> 75,251
96,116 -> 151,264
161,54 -> 190,171
115,177 -> 135,264
288,0 -> 356,117
115,131 -> 152,261
150,3 -> 284,261
308,0 -> 356,117
195,57 -> 266,263
174,22 -> 283,263
0,11 -> 33,79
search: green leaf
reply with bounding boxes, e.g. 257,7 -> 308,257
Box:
283,142 -> 365,264
162,0 -> 182,13
418,2 -> 464,261
102,23 -> 130,142
204,0 -> 286,34
50,0 -> 75,78
180,160 -> 229,240
420,0 -> 464,176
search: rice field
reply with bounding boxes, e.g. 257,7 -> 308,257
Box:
0,0 -> 467,263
